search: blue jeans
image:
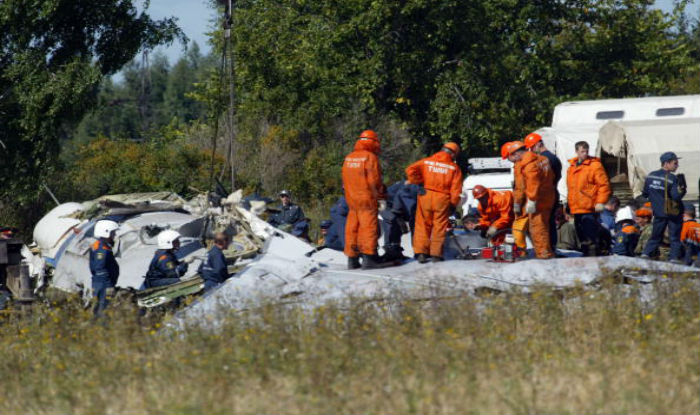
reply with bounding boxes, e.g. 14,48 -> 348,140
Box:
92,275 -> 115,316
574,213 -> 600,256
683,243 -> 699,266
643,215 -> 682,260
549,202 -> 559,250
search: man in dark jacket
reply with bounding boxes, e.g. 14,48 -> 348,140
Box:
393,182 -> 420,235
268,190 -> 305,231
90,220 -> 120,316
325,196 -> 348,251
144,230 -> 188,288
199,232 -> 231,291
380,181 -> 412,262
641,152 -> 687,262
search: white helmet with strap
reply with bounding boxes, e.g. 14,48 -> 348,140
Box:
157,229 -> 181,250
94,220 -> 119,239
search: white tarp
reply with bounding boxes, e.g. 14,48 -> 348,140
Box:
598,118 -> 700,200
170,232 -> 699,330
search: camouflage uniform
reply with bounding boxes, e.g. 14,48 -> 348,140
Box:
635,223 -> 658,257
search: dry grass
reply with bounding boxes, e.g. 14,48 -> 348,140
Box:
0,278 -> 698,414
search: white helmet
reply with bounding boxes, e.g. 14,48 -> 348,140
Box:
94,220 -> 119,239
157,230 -> 181,250
615,206 -> 635,223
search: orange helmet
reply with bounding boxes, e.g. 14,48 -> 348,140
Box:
472,185 -> 488,199
635,208 -> 652,218
500,141 -> 513,159
359,129 -> 379,142
503,141 -> 526,158
442,142 -> 461,155
524,132 -> 542,149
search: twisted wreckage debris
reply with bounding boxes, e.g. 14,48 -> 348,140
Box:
6,191 -> 698,318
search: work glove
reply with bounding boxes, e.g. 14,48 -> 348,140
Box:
486,226 -> 498,238
525,199 -> 536,214
378,200 -> 387,211
513,203 -> 521,214
594,203 -> 605,213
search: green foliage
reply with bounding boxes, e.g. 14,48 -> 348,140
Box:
66,132 -> 217,200
222,0 -> 696,158
0,0 -> 183,230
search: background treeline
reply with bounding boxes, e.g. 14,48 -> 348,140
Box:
1,0 -> 699,237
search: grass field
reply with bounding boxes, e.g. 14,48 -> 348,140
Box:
0,277 -> 698,414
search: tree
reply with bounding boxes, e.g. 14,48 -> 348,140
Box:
0,0 -> 183,231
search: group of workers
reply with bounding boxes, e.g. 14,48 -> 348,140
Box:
88,221 -> 233,316
332,129 -> 695,269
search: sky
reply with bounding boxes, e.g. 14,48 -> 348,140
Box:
142,0 -> 699,65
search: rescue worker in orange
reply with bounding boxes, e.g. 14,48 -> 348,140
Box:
502,141 -> 528,250
406,142 -> 463,263
505,142 -> 556,259
467,185 -> 514,245
524,132 -> 562,249
566,141 -> 611,256
342,129 -> 386,270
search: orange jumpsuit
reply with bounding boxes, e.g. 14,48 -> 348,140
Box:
406,151 -> 463,257
520,151 -> 555,258
342,139 -> 385,257
511,159 -> 528,249
477,189 -> 514,245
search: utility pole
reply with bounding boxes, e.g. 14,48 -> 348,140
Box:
224,0 -> 236,193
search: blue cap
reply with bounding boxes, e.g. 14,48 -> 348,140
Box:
320,220 -> 332,229
660,152 -> 680,163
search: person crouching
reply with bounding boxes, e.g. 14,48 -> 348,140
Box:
144,230 -> 188,288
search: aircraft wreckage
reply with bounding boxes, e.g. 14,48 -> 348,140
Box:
2,191 -> 697,323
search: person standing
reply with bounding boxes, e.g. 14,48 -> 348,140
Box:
524,132 -> 562,248
506,143 -> 556,259
144,230 -> 189,288
342,129 -> 386,269
89,220 -> 120,316
641,152 -> 687,262
406,142 -> 463,263
199,232 -> 232,291
566,141 -> 611,256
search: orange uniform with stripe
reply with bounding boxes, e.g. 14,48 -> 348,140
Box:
342,138 -> 385,257
681,220 -> 700,246
519,151 -> 555,258
477,189 -> 514,245
406,150 -> 463,257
